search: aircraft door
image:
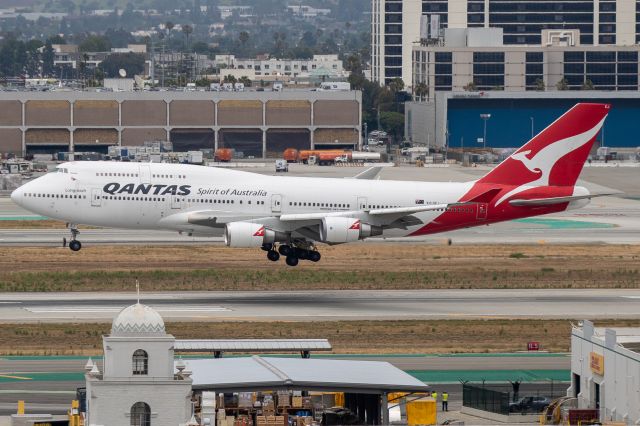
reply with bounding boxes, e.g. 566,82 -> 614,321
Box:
357,197 -> 368,210
91,188 -> 102,207
139,164 -> 151,184
271,194 -> 282,213
171,195 -> 182,209
477,203 -> 488,220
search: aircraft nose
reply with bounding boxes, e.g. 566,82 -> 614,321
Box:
10,187 -> 23,206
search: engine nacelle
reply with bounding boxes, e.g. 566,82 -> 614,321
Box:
224,222 -> 286,247
320,217 -> 383,243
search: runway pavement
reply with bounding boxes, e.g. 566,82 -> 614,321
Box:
0,289 -> 638,323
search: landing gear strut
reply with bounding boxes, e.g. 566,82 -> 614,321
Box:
268,243 -> 321,266
67,224 -> 82,252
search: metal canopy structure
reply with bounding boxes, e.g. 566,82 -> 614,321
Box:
174,339 -> 332,358
185,356 -> 429,394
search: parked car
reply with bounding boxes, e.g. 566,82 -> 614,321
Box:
509,396 -> 552,413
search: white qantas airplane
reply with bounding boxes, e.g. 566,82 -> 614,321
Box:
11,103 -> 613,266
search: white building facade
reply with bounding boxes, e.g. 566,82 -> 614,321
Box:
214,55 -> 347,80
86,303 -> 192,426
570,320 -> 640,425
372,0 -> 640,88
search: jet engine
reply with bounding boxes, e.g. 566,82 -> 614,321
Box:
320,217 -> 382,243
224,222 -> 287,248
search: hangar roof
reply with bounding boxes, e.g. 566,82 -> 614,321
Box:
184,356 -> 428,394
175,339 -> 331,352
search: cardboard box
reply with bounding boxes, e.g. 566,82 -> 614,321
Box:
292,396 -> 303,408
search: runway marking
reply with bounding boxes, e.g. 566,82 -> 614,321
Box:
25,305 -> 231,314
622,296 -> 640,299
0,302 -> 20,304
0,374 -> 31,380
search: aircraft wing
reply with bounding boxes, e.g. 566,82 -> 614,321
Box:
159,210 -> 269,229
161,201 -> 474,233
279,202 -> 472,224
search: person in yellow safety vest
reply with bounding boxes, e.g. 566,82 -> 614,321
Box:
431,390 -> 438,402
442,391 -> 449,412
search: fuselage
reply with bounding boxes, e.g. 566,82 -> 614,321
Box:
10,161 -> 582,239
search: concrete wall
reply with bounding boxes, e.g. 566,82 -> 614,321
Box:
121,100 -> 166,126
0,101 -> 21,126
169,100 -> 215,126
218,100 -> 263,126
74,100 -> 119,126
87,380 -> 192,426
314,100 -> 359,125
25,100 -> 70,126
0,91 -> 362,156
266,100 -> 311,126
570,323 -> 640,424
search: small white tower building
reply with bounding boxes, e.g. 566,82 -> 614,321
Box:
86,303 -> 192,425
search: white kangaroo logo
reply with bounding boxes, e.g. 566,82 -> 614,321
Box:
495,116 -> 606,206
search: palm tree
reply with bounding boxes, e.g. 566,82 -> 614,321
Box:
414,82 -> 428,99
239,31 -> 249,47
182,24 -> 193,49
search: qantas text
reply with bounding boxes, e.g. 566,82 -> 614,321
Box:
103,183 -> 191,196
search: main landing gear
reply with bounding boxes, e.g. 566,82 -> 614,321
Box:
261,243 -> 321,266
66,224 -> 82,252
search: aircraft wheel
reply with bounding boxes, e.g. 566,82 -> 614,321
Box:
309,251 -> 321,262
267,250 -> 280,262
285,255 -> 299,267
261,243 -> 273,252
278,245 -> 291,256
295,248 -> 309,260
69,240 -> 82,252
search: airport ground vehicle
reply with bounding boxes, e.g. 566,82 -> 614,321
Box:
275,160 -> 288,172
509,396 -> 552,413
214,148 -> 234,162
12,104 -> 613,266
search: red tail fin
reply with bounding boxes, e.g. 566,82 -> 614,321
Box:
478,103 -> 610,188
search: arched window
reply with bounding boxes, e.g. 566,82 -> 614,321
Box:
130,402 -> 150,426
132,349 -> 148,375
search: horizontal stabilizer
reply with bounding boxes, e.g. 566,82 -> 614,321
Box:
509,192 -> 620,207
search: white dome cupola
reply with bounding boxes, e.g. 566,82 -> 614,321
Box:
111,303 -> 166,336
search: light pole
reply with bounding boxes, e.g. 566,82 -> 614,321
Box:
480,113 -> 491,148
530,116 -> 534,139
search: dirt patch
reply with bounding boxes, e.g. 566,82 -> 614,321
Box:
2,319 -> 639,356
0,244 -> 637,291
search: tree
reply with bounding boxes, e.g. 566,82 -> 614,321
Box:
534,78 -> 545,91
42,41 -> 55,76
388,78 -> 404,94
464,81 -> 477,91
239,31 -> 250,47
582,79 -> 594,90
182,24 -> 193,49
98,52 -> 145,78
414,82 -> 428,99
556,78 -> 569,90
379,111 -> 404,143
223,74 -> 236,84
238,76 -> 252,87
79,35 -> 111,52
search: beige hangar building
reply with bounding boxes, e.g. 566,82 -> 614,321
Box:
0,91 -> 362,158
